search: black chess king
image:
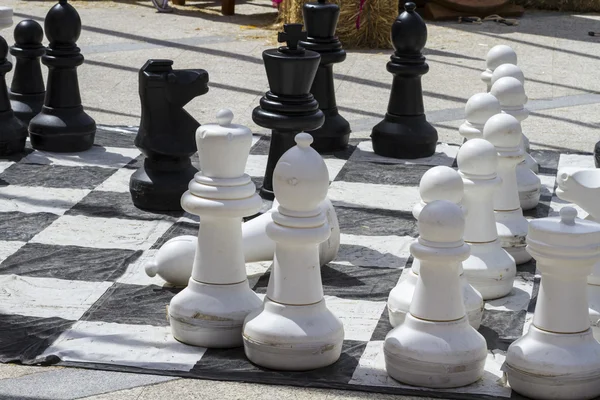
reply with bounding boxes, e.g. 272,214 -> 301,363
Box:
253,24 -> 325,200
371,2 -> 437,159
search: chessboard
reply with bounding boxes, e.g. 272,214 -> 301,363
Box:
0,125 -> 593,400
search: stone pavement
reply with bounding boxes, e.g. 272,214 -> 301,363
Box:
0,0 -> 599,399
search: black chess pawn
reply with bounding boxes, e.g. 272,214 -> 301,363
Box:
594,141 -> 600,168
129,59 -> 209,211
253,23 -> 325,200
300,0 -> 350,153
29,0 -> 96,153
0,35 -> 28,156
9,19 -> 46,126
371,2 -> 437,159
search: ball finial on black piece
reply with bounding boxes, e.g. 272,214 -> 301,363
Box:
15,20 -> 44,47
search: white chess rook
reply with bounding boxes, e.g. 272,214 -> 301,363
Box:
145,198 -> 341,287
243,133 -> 344,371
169,109 -> 263,348
384,200 -> 487,388
490,76 -> 540,210
505,207 -> 600,400
483,113 -> 531,264
556,167 -> 600,340
458,138 -> 516,299
481,44 -> 517,92
387,166 -> 484,329
459,93 -> 501,141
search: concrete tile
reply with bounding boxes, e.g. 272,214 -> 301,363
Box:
0,364 -> 56,380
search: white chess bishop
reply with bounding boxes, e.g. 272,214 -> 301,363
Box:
458,138 -> 516,299
481,44 -> 517,92
384,200 -> 487,389
168,109 -> 263,348
387,166 -> 484,329
242,133 -> 344,371
490,76 -> 541,210
483,113 -> 531,264
0,7 -> 13,29
145,199 -> 341,287
555,167 -> 600,340
505,207 -> 600,400
458,93 -> 501,141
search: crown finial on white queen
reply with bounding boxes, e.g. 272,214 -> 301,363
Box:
459,93 -> 502,141
482,45 -> 517,92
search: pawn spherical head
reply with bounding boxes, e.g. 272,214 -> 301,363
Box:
465,93 -> 502,126
419,166 -> 464,205
0,35 -> 7,60
273,133 -> 329,214
216,109 -> 234,126
482,113 -> 522,149
45,0 -> 82,47
486,45 -> 517,71
457,138 -> 498,177
14,20 -> 44,47
490,76 -> 527,108
491,63 -> 524,87
418,200 -> 465,244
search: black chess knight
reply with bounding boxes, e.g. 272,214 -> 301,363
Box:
253,24 -> 325,200
129,59 -> 209,211
371,2 -> 437,159
29,0 -> 97,153
300,0 -> 350,153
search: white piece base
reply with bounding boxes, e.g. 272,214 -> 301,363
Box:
590,283 -> 600,341
169,278 -> 262,348
243,297 -> 344,371
463,240 -> 516,300
495,209 -> 531,264
506,326 -> 600,400
384,314 -> 487,389
0,7 -> 13,30
387,270 -> 484,329
517,162 -> 541,211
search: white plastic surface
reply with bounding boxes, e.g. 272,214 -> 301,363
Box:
481,44 -> 517,92
0,7 -> 13,30
459,93 -> 502,141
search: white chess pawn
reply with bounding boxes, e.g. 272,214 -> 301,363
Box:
387,166 -> 484,329
491,65 -> 537,167
458,139 -> 516,299
483,113 -> 531,264
505,207 -> 600,400
384,200 -> 487,388
458,93 -> 502,141
0,7 -> 13,29
481,44 -> 517,92
243,133 -> 344,371
555,167 -> 600,340
490,76 -> 541,211
168,109 -> 263,348
145,198 -> 341,287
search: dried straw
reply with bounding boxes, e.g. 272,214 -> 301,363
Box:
278,0 -> 397,49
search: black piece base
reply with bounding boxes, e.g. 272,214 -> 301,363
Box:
308,109 -> 350,153
28,105 -> 96,153
0,110 -> 28,156
129,163 -> 198,211
9,91 -> 45,126
371,113 -> 438,159
595,140 -> 600,168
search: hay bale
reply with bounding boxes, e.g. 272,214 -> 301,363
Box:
279,0 -> 397,48
513,0 -> 600,12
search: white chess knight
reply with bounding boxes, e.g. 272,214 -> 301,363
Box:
145,198 -> 341,287
505,207 -> 600,400
555,167 -> 600,340
387,166 -> 484,329
483,113 -> 531,264
458,138 -> 516,299
458,93 -> 501,141
481,44 -> 517,92
0,7 -> 13,30
242,133 -> 344,371
384,200 -> 487,389
490,76 -> 541,210
168,109 -> 263,348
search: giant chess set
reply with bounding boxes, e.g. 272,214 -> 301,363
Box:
0,2 -> 600,400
